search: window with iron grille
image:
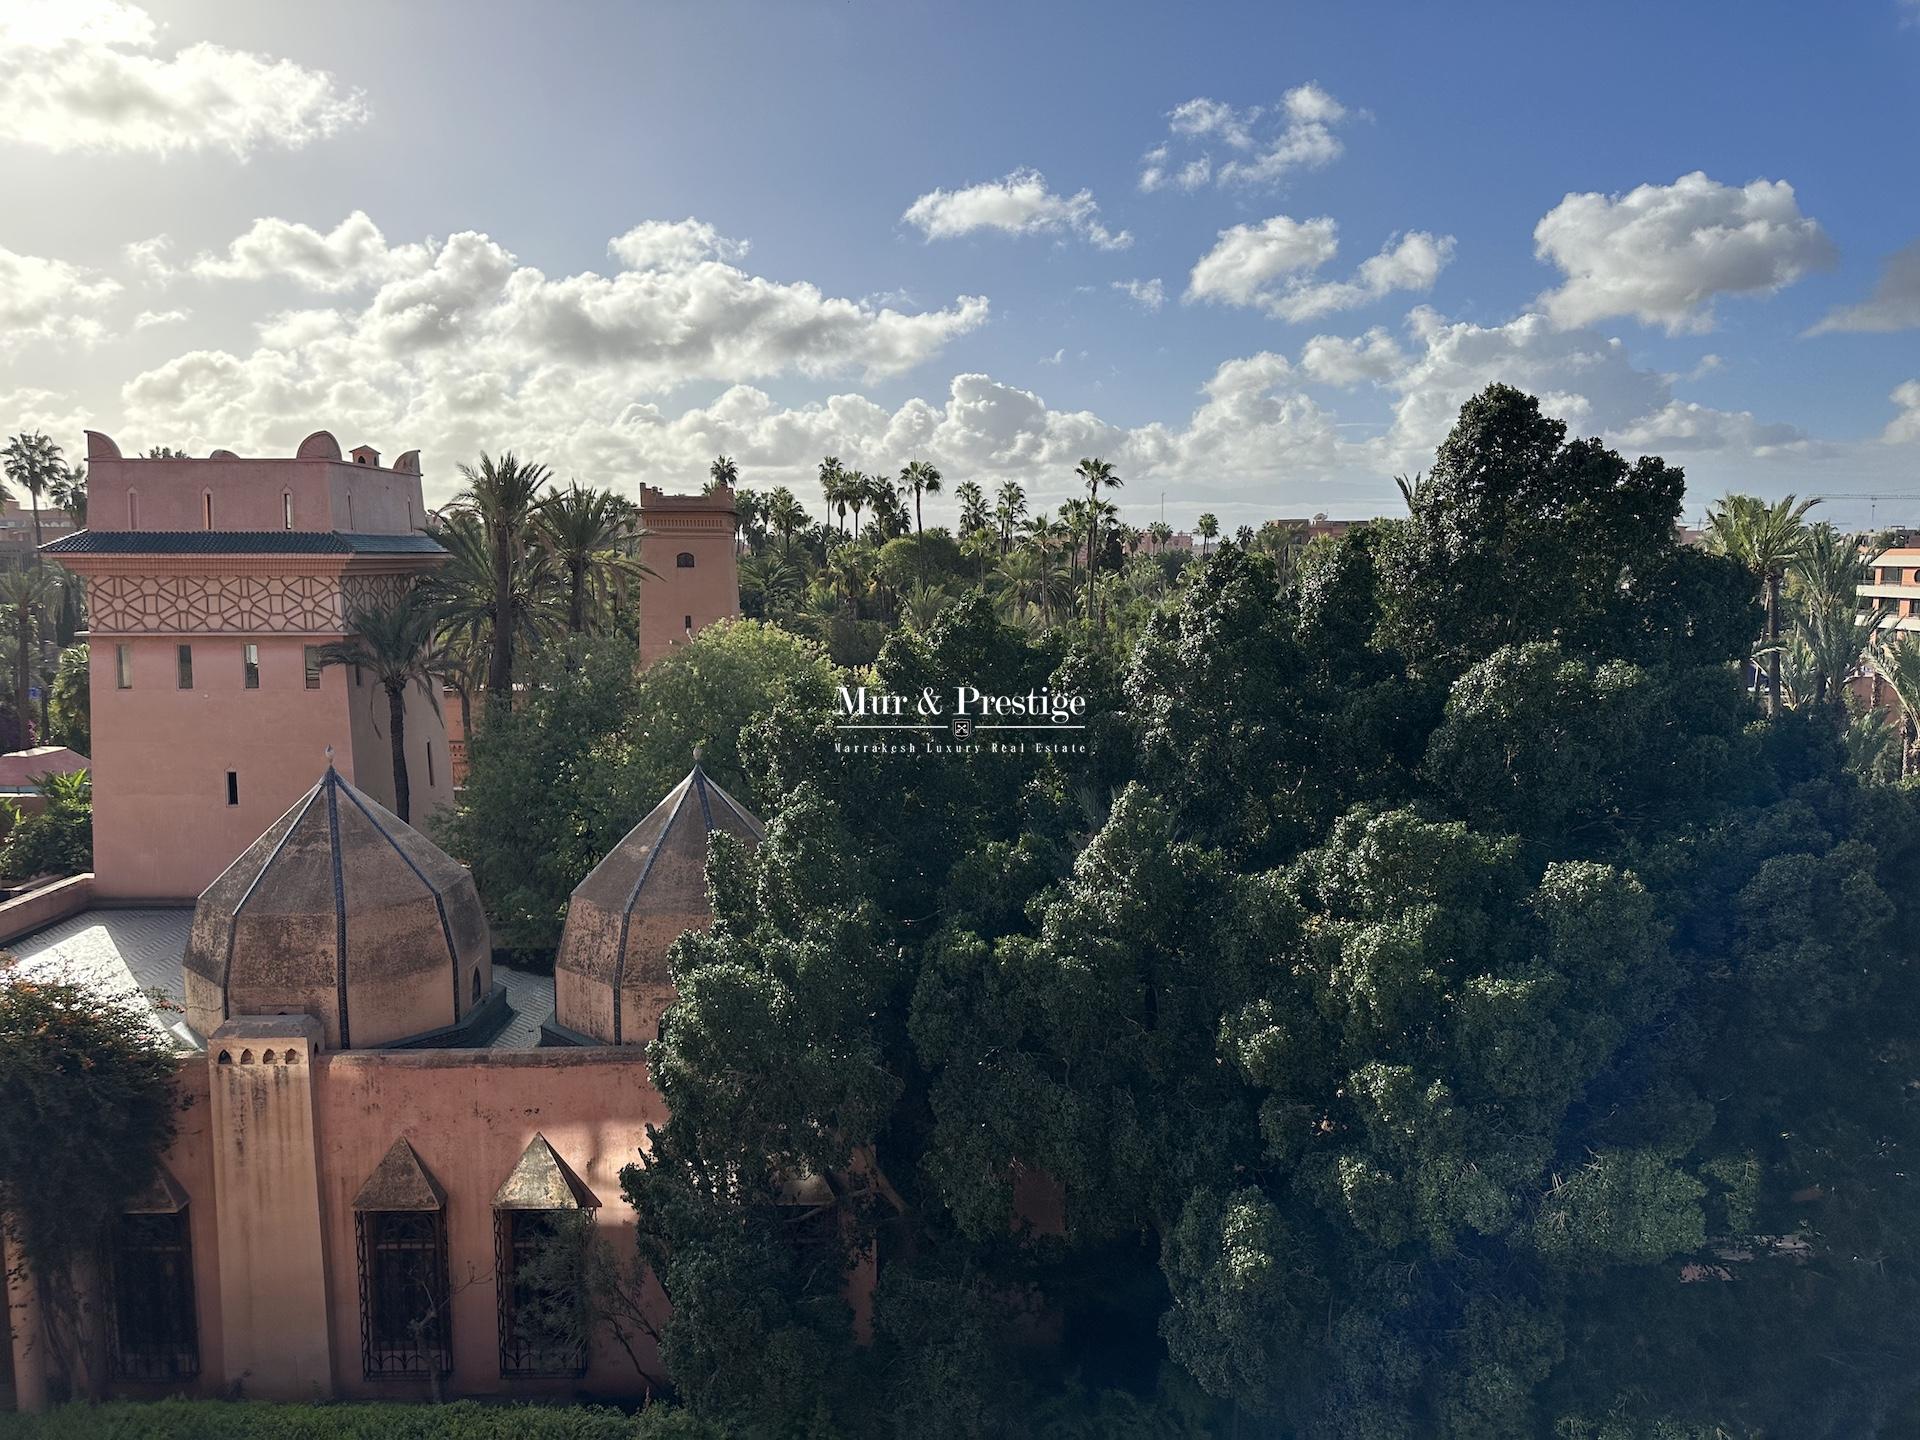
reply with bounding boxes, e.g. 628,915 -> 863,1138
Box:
494,1210 -> 589,1377
356,1210 -> 452,1378
111,1211 -> 199,1381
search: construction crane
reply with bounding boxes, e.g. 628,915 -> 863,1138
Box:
1812,491 -> 1920,530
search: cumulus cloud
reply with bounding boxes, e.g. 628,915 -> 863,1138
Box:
1886,380 -> 1920,445
1810,238 -> 1920,334
1534,172 -> 1835,332
0,244 -> 120,350
192,211 -> 429,291
1113,277 -> 1166,311
0,0 -> 367,157
1187,217 -> 1452,321
902,169 -> 1131,250
1298,327 -> 1404,385
1141,84 -> 1349,193
114,215 -> 989,489
133,308 -> 188,329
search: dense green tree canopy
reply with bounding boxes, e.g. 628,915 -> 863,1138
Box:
610,384 -> 1920,1437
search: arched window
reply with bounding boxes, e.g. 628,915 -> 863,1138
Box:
675,552 -> 695,568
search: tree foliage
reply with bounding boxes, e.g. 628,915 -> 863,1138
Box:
622,385 -> 1920,1438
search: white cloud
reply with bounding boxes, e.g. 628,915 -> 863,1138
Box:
1038,348 -> 1065,366
1187,218 -> 1452,321
1298,327 -> 1404,385
123,233 -> 174,285
902,169 -> 1131,250
608,217 -> 749,270
1113,277 -> 1166,311
1885,380 -> 1920,445
133,308 -> 188,329
1810,238 -> 1920,334
1142,84 -> 1349,193
115,215 -> 989,490
1187,216 -> 1339,306
192,211 -> 428,291
1534,171 -> 1835,332
0,0 -> 367,157
0,244 -> 120,350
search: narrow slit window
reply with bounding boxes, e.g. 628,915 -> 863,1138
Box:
116,644 -> 133,690
127,490 -> 139,529
176,645 -> 193,689
225,772 -> 238,807
284,492 -> 294,529
426,742 -> 435,788
243,643 -> 260,690
305,645 -> 323,690
202,492 -> 213,529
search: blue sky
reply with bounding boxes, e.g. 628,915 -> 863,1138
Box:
3,0 -> 1917,528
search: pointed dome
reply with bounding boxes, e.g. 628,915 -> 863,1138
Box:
551,765 -> 763,1045
184,766 -> 492,1049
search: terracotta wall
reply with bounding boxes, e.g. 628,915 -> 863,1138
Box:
311,1049 -> 669,1400
88,454 -> 421,536
635,490 -> 741,668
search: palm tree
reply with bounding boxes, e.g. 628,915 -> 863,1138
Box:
707,455 -> 739,492
0,569 -> 55,746
1073,458 -> 1122,625
994,481 -> 1027,553
48,464 -> 84,528
900,460 -> 943,534
765,487 -> 807,558
818,457 -> 848,534
452,453 -> 551,697
534,483 -> 654,635
2,432 -> 60,563
1147,520 -> 1173,550
844,471 -> 874,540
867,473 -> 909,542
739,552 -> 806,621
1197,513 -> 1219,558
316,594 -> 444,822
1705,493 -> 1818,714
424,510 -> 558,702
1785,523 -> 1881,708
1876,633 -> 1920,777
953,480 -> 989,535
1394,471 -> 1426,513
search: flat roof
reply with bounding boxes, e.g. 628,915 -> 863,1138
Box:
43,531 -> 446,557
1,908 -> 553,1052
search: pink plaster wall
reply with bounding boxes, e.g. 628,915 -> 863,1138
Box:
636,488 -> 741,668
86,443 -> 423,537
89,635 -> 364,901
341,667 -> 455,825
310,1049 -> 669,1400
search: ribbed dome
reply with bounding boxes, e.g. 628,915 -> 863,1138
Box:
551,765 -> 763,1045
184,765 -> 492,1049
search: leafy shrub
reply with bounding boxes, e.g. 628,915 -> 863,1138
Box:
0,768 -> 91,884
0,1399 -> 681,1440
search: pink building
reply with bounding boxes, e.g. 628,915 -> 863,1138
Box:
48,430 -> 454,901
635,485 -> 741,667
3,759 -> 766,1406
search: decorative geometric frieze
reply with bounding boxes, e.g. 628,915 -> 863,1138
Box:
86,570 -> 421,635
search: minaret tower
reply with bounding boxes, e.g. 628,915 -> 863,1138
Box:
47,429 -> 453,900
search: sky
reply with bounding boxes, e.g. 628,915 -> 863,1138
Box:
2,0 -> 1918,531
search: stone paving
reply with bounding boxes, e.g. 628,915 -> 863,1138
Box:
1,906 -> 557,1050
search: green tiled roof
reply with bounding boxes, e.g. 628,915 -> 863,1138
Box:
41,530 -> 445,556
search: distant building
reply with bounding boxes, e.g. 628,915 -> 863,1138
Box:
635,484 -> 741,667
0,500 -> 79,569
44,430 -> 454,901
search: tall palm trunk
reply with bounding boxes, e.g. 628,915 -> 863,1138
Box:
488,533 -> 513,698
13,601 -> 30,746
29,491 -> 42,568
386,680 -> 411,822
1766,571 -> 1782,714
914,491 -> 923,533
568,558 -> 588,634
